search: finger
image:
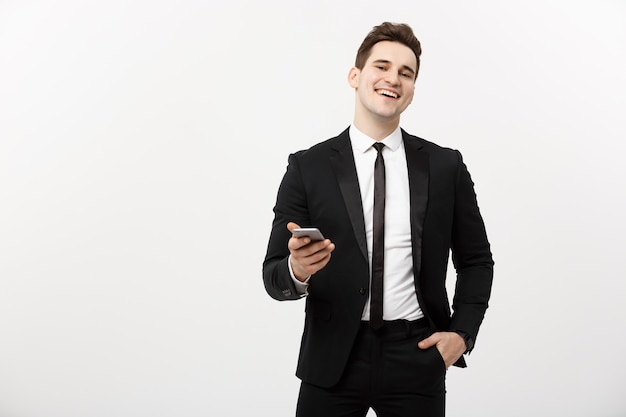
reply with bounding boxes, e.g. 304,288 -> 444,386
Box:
287,222 -> 301,233
290,235 -> 332,253
304,239 -> 334,253
309,253 -> 332,272
289,235 -> 312,251
300,249 -> 335,275
418,333 -> 439,350
302,242 -> 335,264
291,242 -> 335,274
292,242 -> 333,266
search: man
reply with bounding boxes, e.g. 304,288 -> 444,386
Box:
263,22 -> 494,417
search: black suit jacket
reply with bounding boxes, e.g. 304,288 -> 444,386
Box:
263,128 -> 494,388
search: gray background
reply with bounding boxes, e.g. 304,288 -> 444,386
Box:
1,0 -> 625,416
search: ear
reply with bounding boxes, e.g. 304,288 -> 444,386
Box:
347,67 -> 360,88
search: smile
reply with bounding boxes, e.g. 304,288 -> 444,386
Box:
377,89 -> 399,99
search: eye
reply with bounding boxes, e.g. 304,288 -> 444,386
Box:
401,72 -> 412,78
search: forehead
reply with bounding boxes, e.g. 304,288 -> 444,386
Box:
365,41 -> 417,71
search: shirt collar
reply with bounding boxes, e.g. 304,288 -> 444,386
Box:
349,125 -> 403,154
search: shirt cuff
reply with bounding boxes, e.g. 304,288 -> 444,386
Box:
288,255 -> 310,297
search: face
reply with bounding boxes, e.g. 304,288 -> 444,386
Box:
348,41 -> 417,128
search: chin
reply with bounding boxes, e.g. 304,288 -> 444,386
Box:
374,111 -> 400,121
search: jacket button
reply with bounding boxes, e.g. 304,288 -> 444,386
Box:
359,288 -> 366,295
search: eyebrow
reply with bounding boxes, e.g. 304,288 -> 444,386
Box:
372,59 -> 416,76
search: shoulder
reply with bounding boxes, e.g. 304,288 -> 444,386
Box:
402,129 -> 461,163
290,127 -> 351,161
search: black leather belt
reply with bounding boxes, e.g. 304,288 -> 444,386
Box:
360,317 -> 429,337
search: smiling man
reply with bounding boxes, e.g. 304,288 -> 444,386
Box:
263,22 -> 494,417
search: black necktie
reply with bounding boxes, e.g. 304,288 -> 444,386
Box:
370,142 -> 385,330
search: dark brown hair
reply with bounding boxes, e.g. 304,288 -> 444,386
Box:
355,22 -> 422,79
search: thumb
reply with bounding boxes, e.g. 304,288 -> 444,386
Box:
287,222 -> 301,233
418,333 -> 439,350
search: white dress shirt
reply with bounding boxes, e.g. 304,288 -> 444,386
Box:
350,125 -> 423,321
290,125 -> 423,321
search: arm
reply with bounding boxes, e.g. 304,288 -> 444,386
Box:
448,150 -> 494,350
262,154 -> 335,301
419,151 -> 494,367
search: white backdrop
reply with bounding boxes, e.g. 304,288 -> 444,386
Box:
1,1 -> 625,416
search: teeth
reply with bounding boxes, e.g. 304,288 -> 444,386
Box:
378,89 -> 398,98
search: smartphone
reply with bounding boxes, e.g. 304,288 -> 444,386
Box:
292,227 -> 325,241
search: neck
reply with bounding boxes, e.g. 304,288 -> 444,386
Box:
352,117 -> 399,141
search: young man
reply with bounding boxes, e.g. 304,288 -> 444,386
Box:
263,22 -> 494,417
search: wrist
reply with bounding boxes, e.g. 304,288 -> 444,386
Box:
288,255 -> 311,282
452,330 -> 474,353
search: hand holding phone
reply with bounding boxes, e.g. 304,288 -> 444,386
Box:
287,223 -> 334,280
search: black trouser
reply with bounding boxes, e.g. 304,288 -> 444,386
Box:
296,319 -> 446,417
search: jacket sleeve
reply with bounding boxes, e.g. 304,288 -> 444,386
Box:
449,150 -> 494,351
262,153 -> 311,301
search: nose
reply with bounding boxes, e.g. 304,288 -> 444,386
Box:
384,70 -> 400,86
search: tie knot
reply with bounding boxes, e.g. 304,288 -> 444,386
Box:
373,142 -> 385,153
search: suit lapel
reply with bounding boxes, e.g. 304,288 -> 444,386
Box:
330,130 -> 368,262
402,130 -> 429,278
328,129 -> 430,267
